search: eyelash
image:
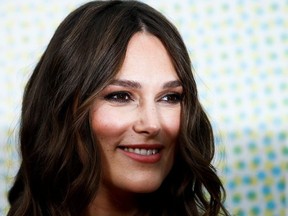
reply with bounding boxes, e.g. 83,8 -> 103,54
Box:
104,91 -> 133,103
104,91 -> 183,104
160,93 -> 183,104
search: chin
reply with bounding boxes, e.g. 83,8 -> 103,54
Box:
125,177 -> 164,194
131,185 -> 160,194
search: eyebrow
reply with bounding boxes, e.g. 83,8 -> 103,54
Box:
162,80 -> 182,89
110,79 -> 141,89
109,79 -> 182,89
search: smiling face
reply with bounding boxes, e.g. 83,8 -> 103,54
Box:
90,32 -> 182,196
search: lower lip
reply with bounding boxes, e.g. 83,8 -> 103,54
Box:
119,149 -> 162,163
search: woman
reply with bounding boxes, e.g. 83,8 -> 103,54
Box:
8,1 -> 229,215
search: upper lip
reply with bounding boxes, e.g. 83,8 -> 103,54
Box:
118,144 -> 163,149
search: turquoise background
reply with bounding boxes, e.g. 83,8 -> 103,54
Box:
1,1 -> 287,215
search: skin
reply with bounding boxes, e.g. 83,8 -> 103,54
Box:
88,32 -> 183,216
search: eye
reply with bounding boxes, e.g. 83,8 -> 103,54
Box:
104,91 -> 133,103
160,93 -> 183,104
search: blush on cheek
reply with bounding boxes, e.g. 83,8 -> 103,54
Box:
91,111 -> 132,147
161,111 -> 181,138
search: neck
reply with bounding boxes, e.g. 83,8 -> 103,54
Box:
86,185 -> 141,216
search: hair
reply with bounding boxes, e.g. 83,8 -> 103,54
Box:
8,1 -> 229,215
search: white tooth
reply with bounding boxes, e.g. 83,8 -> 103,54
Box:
124,148 -> 159,155
135,148 -> 140,154
140,149 -> 147,155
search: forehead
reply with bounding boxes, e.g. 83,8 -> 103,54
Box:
115,32 -> 178,81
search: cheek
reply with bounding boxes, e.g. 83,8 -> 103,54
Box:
91,106 -> 131,142
161,108 -> 181,140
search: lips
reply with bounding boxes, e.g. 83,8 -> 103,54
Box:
118,144 -> 163,163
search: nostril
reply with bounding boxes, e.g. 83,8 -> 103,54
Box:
132,123 -> 160,136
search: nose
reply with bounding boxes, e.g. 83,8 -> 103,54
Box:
132,103 -> 161,137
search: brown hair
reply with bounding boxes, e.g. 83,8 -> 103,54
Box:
8,1 -> 229,215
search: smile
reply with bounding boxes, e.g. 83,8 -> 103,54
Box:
119,145 -> 162,163
123,148 -> 159,156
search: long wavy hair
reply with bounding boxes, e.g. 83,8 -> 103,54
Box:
8,1 -> 229,215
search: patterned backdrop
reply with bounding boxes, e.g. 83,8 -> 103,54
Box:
0,0 -> 287,215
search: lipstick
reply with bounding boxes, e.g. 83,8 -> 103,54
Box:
118,144 -> 163,163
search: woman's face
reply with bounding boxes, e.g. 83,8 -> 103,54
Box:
91,32 -> 182,194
